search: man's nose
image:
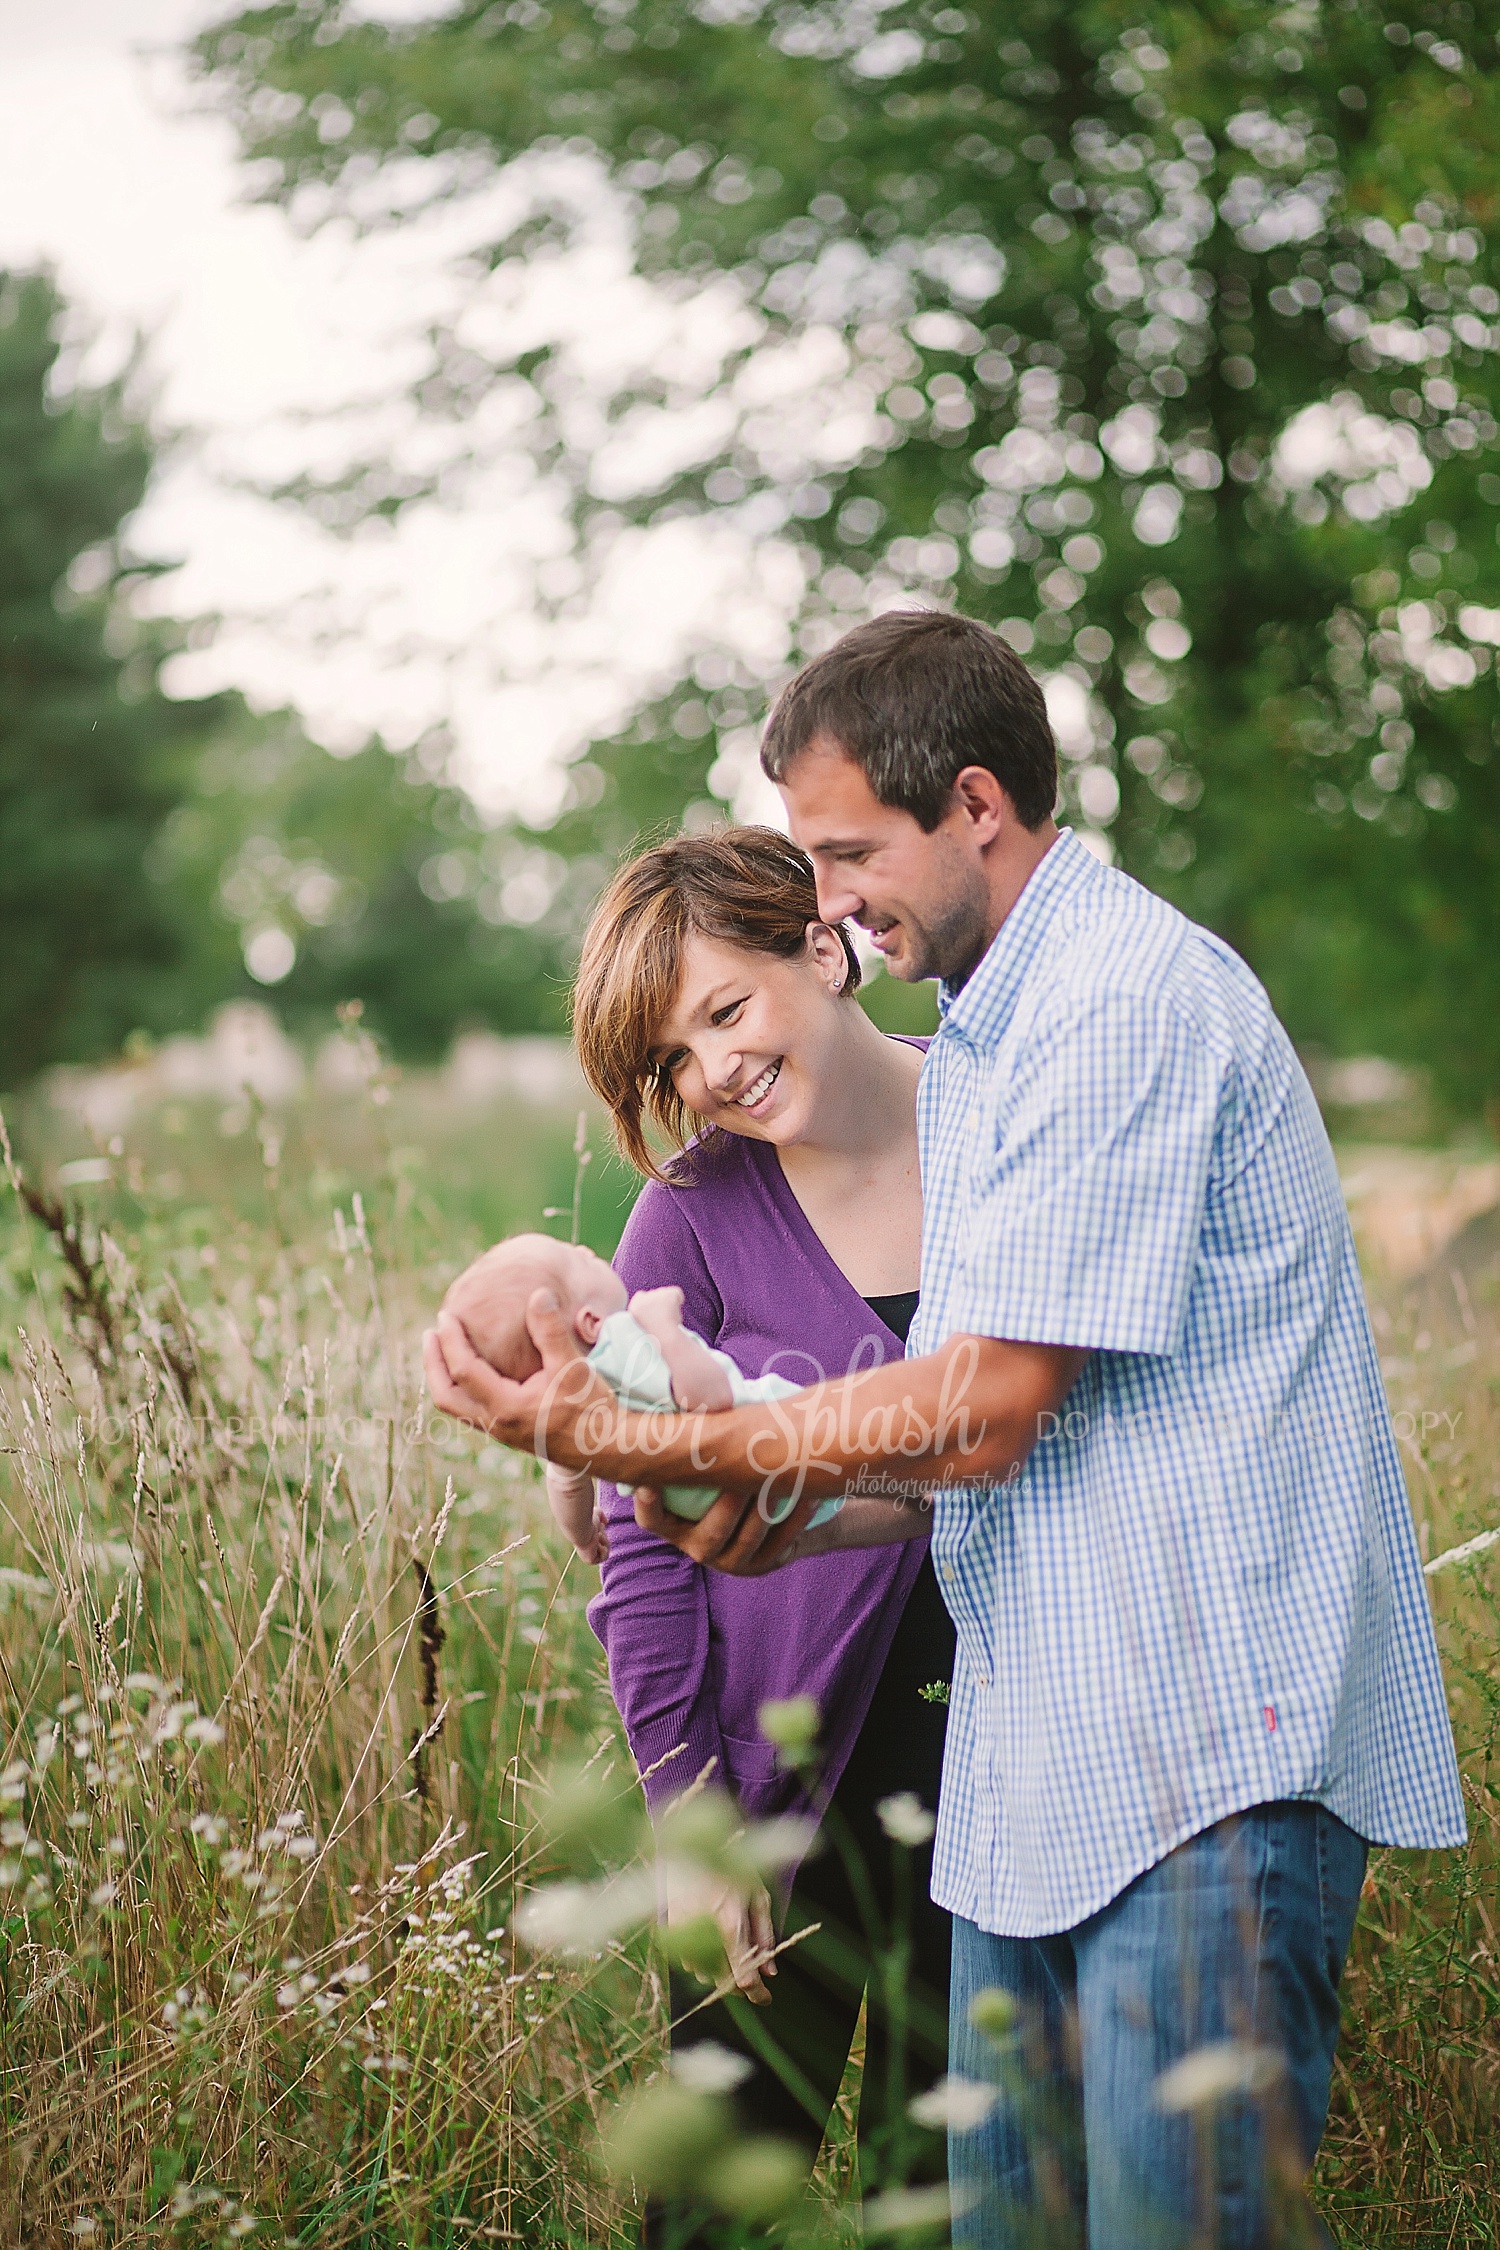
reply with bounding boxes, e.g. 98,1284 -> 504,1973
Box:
814,868 -> 864,924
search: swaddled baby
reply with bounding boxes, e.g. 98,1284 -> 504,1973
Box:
441,1233 -> 842,1565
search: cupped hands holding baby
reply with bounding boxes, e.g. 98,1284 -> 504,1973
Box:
437,1233 -> 842,1567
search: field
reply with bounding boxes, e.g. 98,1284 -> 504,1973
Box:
0,1026 -> 1495,2248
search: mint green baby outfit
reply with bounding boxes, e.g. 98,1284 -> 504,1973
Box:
586,1309 -> 843,1527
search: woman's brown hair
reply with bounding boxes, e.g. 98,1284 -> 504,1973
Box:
572,826 -> 861,1181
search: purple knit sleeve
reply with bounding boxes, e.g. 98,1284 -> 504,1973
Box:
586,1181 -> 728,1811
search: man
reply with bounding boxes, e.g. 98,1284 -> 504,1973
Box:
427,611 -> 1463,2246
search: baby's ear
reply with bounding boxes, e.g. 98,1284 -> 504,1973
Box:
575,1305 -> 603,1346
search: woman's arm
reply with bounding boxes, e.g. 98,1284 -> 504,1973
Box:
589,1185 -> 729,1810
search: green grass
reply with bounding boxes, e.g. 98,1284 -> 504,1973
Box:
0,1046 -> 1493,2246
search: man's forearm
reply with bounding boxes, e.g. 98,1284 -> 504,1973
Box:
551,1334 -> 1076,1503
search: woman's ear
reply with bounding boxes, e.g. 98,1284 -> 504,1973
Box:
805,920 -> 850,994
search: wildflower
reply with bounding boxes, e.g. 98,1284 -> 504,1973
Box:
516,1867 -> 659,1954
152,1700 -> 197,1744
672,2042 -> 753,2095
68,2219 -> 98,2239
877,1792 -> 936,1847
757,1696 -> 819,1765
1154,2042 -> 1283,2113
601,2081 -> 728,2195
737,1815 -> 819,1878
184,1716 -> 225,1747
967,1986 -> 1017,2041
908,2075 -> 999,2132
0,1819 -> 26,1849
708,2138 -> 806,2221
190,1814 -> 227,1847
657,1790 -> 739,1871
89,1882 -> 118,1909
863,2186 -> 959,2237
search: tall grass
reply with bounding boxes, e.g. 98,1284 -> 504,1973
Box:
0,1052 -> 1494,2247
0,1062 -> 650,2246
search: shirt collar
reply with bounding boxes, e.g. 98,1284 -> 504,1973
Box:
937,825 -> 1101,1049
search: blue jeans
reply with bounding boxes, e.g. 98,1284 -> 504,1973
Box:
947,1802 -> 1367,2250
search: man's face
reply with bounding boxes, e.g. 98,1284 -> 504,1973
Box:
777,737 -> 993,986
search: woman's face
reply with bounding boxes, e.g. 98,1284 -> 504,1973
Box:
649,926 -> 853,1147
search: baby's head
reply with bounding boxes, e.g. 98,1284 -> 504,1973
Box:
442,1232 -> 627,1380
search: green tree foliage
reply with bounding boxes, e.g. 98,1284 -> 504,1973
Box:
0,266 -> 576,1080
150,705 -> 587,1051
0,271 -> 209,1088
191,1 -> 1500,1114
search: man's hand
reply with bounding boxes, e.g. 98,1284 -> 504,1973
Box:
632,1486 -> 931,1575
423,1292 -> 614,1464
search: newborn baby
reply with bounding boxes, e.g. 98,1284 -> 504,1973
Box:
440,1232 -> 842,1564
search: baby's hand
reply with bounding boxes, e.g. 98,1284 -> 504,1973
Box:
630,1288 -> 734,1414
628,1285 -> 687,1338
577,1513 -> 610,1567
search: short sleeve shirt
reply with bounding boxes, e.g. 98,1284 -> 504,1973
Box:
912,827 -> 1465,1936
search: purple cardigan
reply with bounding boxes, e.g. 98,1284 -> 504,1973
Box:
587,1129 -> 929,1822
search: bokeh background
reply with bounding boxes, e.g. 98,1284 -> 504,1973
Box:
3,0 -> 1497,1139
2,11 -> 1499,2242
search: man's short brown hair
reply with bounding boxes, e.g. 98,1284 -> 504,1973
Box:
761,609 -> 1057,830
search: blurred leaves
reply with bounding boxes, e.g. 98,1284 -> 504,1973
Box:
189,0 -> 1500,1117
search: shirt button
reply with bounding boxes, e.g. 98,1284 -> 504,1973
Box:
941,1565 -> 955,1583
975,1670 -> 992,1689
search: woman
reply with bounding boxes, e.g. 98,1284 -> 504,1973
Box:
571,826 -> 953,2210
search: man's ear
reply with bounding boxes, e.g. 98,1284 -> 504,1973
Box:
950,765 -> 1010,847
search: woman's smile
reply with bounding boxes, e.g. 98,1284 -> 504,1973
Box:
730,1058 -> 783,1115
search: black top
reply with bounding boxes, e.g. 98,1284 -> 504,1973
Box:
860,1286 -> 955,1706
864,1287 -> 921,1346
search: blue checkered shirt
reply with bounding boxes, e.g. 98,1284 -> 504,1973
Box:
911,827 -> 1464,1937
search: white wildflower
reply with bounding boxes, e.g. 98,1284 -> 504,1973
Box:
908,2074 -> 999,2132
190,1814 -> 227,1847
1154,2041 -> 1283,2112
89,1882 -> 118,1909
515,1867 -> 659,1954
672,2041 -> 754,2095
0,1819 -> 26,1849
877,1792 -> 936,1847
184,1717 -> 225,1747
863,2185 -> 959,2236
68,2219 -> 98,2239
738,1815 -> 820,1876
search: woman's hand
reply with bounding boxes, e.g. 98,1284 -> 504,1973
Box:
665,1864 -> 777,2006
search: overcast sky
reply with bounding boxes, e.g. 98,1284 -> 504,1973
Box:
0,0 -> 792,819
